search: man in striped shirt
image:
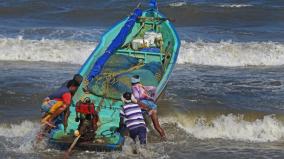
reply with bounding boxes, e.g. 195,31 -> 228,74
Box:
119,92 -> 147,145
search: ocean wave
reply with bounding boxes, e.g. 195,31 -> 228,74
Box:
165,114 -> 284,142
1,37 -> 284,66
0,121 -> 39,153
168,2 -> 252,8
216,4 -> 253,8
0,37 -> 96,65
0,114 -> 283,150
0,120 -> 37,138
178,40 -> 284,66
168,2 -> 187,7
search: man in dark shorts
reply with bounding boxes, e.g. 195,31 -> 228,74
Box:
119,92 -> 147,145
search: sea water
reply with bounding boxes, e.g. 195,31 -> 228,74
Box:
1,0 -> 284,158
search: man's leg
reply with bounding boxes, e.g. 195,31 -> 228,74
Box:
150,110 -> 166,139
138,127 -> 147,145
63,108 -> 70,131
129,128 -> 138,143
41,101 -> 63,123
140,100 -> 166,139
48,104 -> 67,122
129,128 -> 139,154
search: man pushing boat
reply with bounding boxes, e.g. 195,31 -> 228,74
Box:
119,92 -> 148,145
41,78 -> 80,129
131,75 -> 166,140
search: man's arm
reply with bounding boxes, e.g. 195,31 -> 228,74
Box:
144,86 -> 156,100
62,92 -> 72,131
137,101 -> 150,111
63,108 -> 70,132
144,86 -> 156,92
132,87 -> 141,100
118,108 -> 125,133
119,117 -> 124,130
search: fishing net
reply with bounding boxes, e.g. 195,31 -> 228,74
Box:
88,54 -> 163,99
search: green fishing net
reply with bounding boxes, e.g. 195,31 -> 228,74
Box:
88,54 -> 163,99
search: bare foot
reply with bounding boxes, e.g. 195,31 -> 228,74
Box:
160,136 -> 167,142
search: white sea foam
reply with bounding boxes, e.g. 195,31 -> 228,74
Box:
0,121 -> 40,153
178,40 -> 284,66
170,114 -> 284,142
169,1 -> 187,7
0,120 -> 38,138
1,116 -> 283,151
216,4 -> 253,8
0,37 -> 96,65
1,37 -> 284,66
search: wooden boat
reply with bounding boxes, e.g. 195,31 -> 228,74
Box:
47,1 -> 180,151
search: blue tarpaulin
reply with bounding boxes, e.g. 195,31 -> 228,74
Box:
87,8 -> 143,81
149,0 -> 157,9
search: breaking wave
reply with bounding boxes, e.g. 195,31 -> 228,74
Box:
0,121 -> 37,138
168,2 -> 187,7
167,2 -> 255,8
178,40 -> 284,66
0,114 -> 283,151
0,37 -> 96,65
1,37 -> 284,66
164,114 -> 284,142
216,4 -> 253,8
0,121 -> 40,153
